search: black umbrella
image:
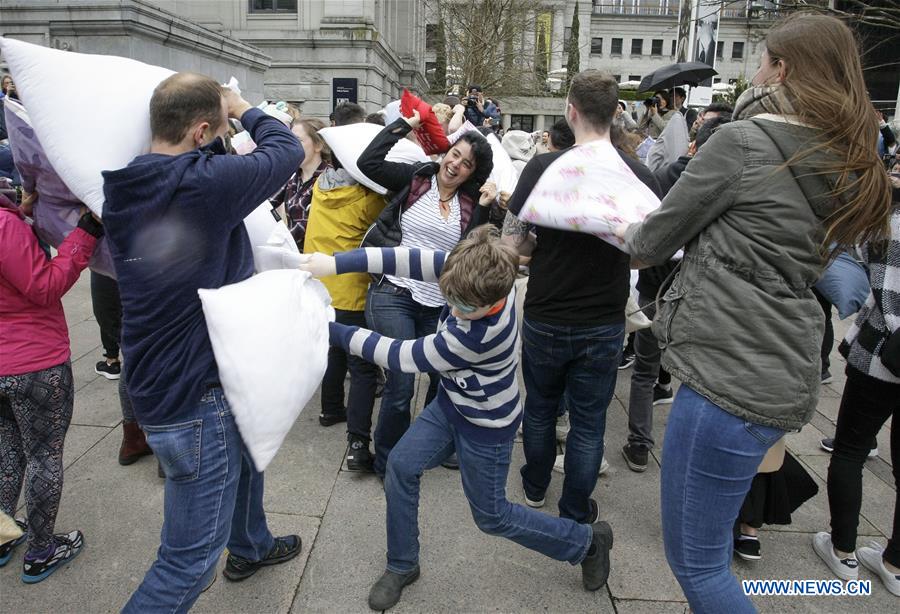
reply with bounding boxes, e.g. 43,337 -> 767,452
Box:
638,61 -> 718,93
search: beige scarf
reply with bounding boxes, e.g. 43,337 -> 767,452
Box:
733,84 -> 798,121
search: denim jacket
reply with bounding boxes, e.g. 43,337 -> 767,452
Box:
625,118 -> 838,431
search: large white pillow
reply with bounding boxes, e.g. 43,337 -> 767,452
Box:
0,37 -> 175,216
318,123 -> 430,195
199,269 -> 333,471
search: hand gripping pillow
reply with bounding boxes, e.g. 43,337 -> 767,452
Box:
517,139 -> 661,251
0,37 -> 174,215
318,123 -> 430,195
3,98 -> 117,278
400,89 -> 451,155
199,269 -> 333,471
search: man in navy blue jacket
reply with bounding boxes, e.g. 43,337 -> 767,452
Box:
102,72 -> 303,612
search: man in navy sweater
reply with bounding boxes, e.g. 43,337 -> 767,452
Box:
102,72 -> 303,612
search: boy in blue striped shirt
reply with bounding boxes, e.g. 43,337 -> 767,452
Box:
300,225 -> 613,610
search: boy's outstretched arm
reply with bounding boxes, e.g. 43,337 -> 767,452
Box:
329,320 -> 474,374
300,247 -> 447,283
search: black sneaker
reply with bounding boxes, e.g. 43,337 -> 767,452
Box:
347,436 -> 374,473
821,369 -> 834,384
618,350 -> 635,370
622,443 -> 649,473
368,566 -> 420,610
652,384 -> 674,406
587,498 -> 601,524
734,535 -> 762,561
0,519 -> 27,567
21,530 -> 84,584
94,360 -> 121,380
441,452 -> 459,470
223,535 -> 302,582
581,522 -> 614,591
319,409 -> 347,427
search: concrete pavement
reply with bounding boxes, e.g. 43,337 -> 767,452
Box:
2,269 -> 896,613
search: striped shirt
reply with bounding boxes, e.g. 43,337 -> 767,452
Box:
330,247 -> 521,443
386,179 -> 460,307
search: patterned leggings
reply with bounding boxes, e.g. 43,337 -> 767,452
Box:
0,362 -> 74,553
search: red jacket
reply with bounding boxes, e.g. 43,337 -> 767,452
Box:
0,204 -> 96,376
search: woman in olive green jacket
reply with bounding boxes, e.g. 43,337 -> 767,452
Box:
617,14 -> 892,614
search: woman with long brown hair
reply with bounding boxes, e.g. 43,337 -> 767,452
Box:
615,13 -> 891,612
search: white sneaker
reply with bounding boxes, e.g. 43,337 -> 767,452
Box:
813,532 -> 859,581
524,495 -> 545,508
555,414 -> 570,443
552,454 -> 609,476
857,541 -> 900,597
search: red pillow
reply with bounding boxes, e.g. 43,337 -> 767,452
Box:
400,89 -> 450,155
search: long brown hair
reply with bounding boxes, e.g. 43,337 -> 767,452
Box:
765,14 -> 891,252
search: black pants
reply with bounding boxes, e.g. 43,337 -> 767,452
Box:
813,288 -> 834,372
90,271 -> 122,360
827,367 -> 900,567
321,309 -> 379,441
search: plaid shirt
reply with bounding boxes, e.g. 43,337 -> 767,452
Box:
840,206 -> 900,383
272,160 -> 329,251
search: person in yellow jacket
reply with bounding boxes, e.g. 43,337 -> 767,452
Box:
304,166 -> 386,471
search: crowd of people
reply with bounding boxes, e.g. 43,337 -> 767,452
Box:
1,11 -> 899,614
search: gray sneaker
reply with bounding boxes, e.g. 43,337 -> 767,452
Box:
581,522 -> 614,591
368,566 -> 420,610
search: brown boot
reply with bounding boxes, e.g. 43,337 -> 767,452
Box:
119,421 -> 152,465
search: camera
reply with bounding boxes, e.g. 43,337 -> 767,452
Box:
466,96 -> 479,107
643,95 -> 661,108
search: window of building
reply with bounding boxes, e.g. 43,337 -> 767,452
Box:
713,77 -> 721,84
628,75 -> 641,82
249,0 -> 297,13
631,38 -> 643,56
546,115 -> 565,127
611,38 -> 623,56
651,39 -> 663,56
426,61 -> 437,74
426,24 -> 438,51
510,115 -> 534,133
670,40 -> 676,57
729,78 -> 739,85
716,41 -> 724,60
732,41 -> 744,59
613,74 -> 622,83
591,37 -> 603,55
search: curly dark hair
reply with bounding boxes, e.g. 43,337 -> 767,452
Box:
453,132 -> 494,197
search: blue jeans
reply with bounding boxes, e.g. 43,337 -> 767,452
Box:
384,399 -> 592,573
520,318 -> 624,522
365,280 -> 441,476
123,388 -> 274,614
661,385 -> 784,614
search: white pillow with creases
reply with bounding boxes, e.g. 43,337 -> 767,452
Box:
199,269 -> 333,471
0,37 -> 174,215
319,123 -> 430,195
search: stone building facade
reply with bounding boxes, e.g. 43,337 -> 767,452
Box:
1,0 -> 429,120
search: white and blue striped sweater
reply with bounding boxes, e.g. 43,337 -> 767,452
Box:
330,247 -> 522,443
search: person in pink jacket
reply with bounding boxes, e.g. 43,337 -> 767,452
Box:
0,192 -> 102,583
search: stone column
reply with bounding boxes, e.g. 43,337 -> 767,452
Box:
551,8 -> 564,70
